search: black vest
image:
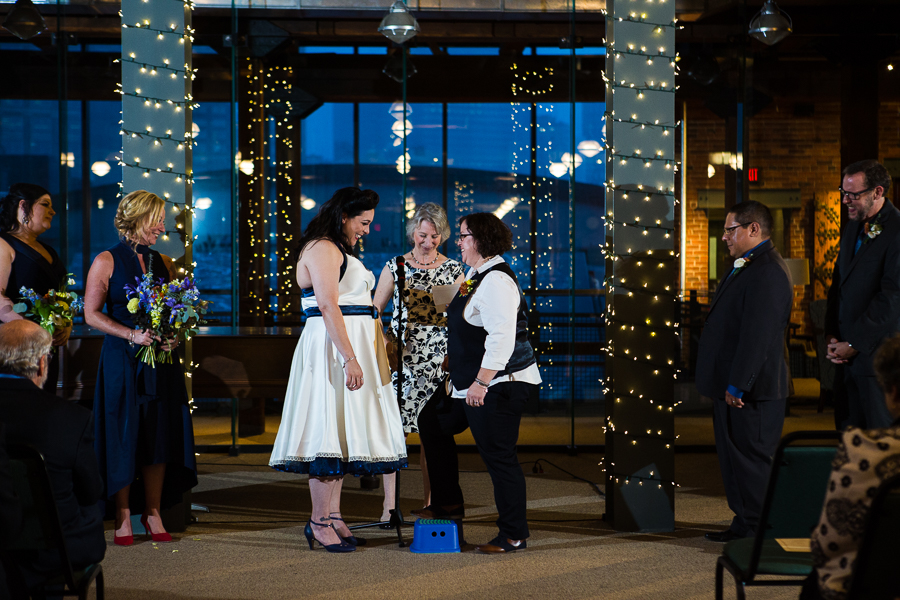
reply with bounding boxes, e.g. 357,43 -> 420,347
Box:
447,261 -> 536,390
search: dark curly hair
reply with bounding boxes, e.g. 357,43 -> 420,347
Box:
0,183 -> 51,233
874,334 -> 900,395
292,187 -> 379,262
460,212 -> 513,258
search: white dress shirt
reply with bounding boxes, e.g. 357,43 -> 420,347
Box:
451,256 -> 542,398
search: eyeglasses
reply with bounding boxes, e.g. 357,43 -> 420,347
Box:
723,223 -> 751,236
839,186 -> 875,201
456,233 -> 474,241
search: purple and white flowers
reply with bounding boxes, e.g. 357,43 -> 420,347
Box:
125,264 -> 210,367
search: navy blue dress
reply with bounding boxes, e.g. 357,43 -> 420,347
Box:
0,232 -> 67,393
92,241 -> 197,510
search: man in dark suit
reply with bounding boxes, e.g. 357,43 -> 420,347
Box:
0,422 -> 22,600
825,159 -> 900,430
0,320 -> 105,592
696,201 -> 794,542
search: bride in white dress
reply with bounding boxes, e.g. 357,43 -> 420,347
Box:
269,187 -> 407,553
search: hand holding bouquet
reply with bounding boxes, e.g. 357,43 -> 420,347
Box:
125,266 -> 210,367
14,274 -> 84,344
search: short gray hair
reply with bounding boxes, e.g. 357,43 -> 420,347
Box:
406,202 -> 451,245
0,321 -> 52,378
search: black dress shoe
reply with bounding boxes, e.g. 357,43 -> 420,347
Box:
476,535 -> 527,554
704,529 -> 742,542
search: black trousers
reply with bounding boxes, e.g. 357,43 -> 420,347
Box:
418,381 -> 532,541
844,363 -> 894,429
712,396 -> 785,537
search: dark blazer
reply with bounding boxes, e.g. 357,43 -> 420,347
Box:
696,240 -> 794,401
825,200 -> 900,375
0,377 -> 105,575
0,422 -> 22,549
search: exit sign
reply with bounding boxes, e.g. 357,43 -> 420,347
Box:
748,167 -> 762,185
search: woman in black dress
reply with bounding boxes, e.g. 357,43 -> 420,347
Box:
84,190 -> 197,546
0,183 -> 69,393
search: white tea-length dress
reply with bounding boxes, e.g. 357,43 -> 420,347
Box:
269,251 -> 408,476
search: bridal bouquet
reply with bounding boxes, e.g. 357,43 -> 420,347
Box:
14,274 -> 84,336
125,265 -> 210,367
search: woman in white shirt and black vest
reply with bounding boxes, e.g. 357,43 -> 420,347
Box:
414,212 -> 541,554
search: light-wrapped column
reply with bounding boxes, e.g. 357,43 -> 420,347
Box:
603,0 -> 678,532
120,0 -> 195,386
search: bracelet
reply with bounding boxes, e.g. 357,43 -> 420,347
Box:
474,378 -> 490,389
343,356 -> 356,368
128,330 -> 135,347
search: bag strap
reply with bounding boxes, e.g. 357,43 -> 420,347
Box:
394,255 -> 406,400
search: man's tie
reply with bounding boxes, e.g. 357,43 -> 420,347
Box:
854,223 -> 867,256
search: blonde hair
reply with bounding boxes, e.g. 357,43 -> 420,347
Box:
115,190 -> 165,246
0,321 -> 52,378
406,202 -> 451,245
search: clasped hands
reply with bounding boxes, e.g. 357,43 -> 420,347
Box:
825,336 -> 858,364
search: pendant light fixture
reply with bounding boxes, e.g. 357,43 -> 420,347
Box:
378,0 -> 420,45
2,0 -> 47,40
748,0 -> 792,46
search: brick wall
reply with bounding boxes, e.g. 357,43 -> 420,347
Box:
683,101 -> 845,336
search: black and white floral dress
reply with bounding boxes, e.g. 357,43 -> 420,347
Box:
386,257 -> 464,433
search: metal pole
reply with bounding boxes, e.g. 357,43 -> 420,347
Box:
57,0 -> 69,271
568,0 -> 577,453
230,0 -> 239,327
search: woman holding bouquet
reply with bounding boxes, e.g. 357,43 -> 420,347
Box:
84,190 -> 197,546
269,187 -> 408,553
0,183 -> 70,392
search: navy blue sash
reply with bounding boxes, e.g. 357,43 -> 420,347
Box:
304,305 -> 378,319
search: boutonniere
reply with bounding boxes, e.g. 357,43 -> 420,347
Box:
864,221 -> 883,242
458,278 -> 479,297
733,257 -> 751,273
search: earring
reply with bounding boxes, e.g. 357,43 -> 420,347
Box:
22,217 -> 29,225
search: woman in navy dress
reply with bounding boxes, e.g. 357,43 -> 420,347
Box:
84,190 -> 197,546
0,183 -> 69,393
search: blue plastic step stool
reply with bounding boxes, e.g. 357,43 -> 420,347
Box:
410,518 -> 461,554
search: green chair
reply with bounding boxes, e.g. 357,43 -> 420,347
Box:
1,444 -> 104,600
715,430 -> 841,600
846,472 -> 900,600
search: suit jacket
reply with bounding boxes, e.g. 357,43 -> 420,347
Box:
0,422 -> 22,550
0,377 -> 105,574
825,200 -> 900,375
696,240 -> 794,401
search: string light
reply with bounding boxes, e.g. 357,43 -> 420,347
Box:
242,61 -> 298,318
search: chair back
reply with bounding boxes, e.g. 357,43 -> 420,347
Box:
5,443 -> 79,592
747,430 -> 842,576
847,473 -> 900,600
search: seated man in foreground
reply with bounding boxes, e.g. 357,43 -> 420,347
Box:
0,320 -> 105,593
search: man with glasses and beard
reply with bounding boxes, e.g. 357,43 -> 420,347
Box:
697,201 -> 794,542
826,159 -> 900,430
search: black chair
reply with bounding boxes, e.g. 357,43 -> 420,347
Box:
1,444 -> 104,600
846,472 -> 900,600
715,430 -> 842,600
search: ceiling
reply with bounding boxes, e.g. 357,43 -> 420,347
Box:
1,0 -> 899,105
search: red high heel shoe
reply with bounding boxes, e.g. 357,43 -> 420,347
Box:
140,514 -> 173,543
114,532 -> 133,546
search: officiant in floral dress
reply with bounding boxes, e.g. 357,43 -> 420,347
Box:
372,202 -> 464,522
